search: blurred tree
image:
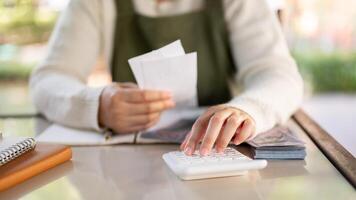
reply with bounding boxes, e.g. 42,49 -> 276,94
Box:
0,0 -> 58,44
293,52 -> 356,93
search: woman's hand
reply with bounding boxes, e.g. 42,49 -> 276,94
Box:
180,105 -> 256,156
99,82 -> 175,134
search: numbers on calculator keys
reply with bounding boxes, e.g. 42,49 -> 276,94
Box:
172,147 -> 250,165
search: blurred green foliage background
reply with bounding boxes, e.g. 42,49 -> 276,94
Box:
0,0 -> 355,94
294,52 -> 356,92
0,0 -> 57,44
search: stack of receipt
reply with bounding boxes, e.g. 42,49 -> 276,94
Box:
247,126 -> 306,160
128,40 -> 198,107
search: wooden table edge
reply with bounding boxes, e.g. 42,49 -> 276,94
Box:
293,109 -> 356,189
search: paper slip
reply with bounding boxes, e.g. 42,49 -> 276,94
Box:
128,40 -> 185,87
128,40 -> 198,107
141,53 -> 197,106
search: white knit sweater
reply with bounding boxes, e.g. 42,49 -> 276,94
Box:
30,0 -> 303,135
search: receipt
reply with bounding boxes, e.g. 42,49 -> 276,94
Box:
128,40 -> 198,107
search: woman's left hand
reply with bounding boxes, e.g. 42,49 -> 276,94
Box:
180,105 -> 256,156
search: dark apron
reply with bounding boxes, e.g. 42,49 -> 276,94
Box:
111,0 -> 236,106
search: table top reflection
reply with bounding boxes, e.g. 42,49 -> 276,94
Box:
0,117 -> 355,200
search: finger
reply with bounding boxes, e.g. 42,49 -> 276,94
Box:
125,112 -> 161,126
232,118 -> 255,145
245,119 -> 257,141
125,99 -> 175,115
183,108 -> 221,155
215,114 -> 245,153
143,113 -> 161,129
199,110 -> 232,156
180,131 -> 191,151
246,131 -> 257,141
122,89 -> 172,103
183,120 -> 208,155
123,113 -> 161,133
181,131 -> 205,152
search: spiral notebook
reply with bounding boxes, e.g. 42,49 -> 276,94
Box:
0,142 -> 72,192
0,136 -> 36,166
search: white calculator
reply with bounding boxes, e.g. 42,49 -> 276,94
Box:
162,147 -> 267,180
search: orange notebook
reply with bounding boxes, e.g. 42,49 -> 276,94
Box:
0,142 -> 72,192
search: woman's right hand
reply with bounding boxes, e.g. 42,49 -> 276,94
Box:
98,82 -> 175,134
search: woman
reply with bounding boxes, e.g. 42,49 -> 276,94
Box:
30,0 -> 303,156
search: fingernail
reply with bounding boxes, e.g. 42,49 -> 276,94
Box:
216,147 -> 224,153
200,148 -> 209,156
184,147 -> 192,155
180,143 -> 185,151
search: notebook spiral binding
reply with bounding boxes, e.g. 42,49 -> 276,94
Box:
0,138 -> 36,166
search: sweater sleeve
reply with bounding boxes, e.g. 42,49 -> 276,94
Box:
30,0 -> 105,131
223,0 -> 304,136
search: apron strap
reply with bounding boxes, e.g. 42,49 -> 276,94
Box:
115,0 -> 135,16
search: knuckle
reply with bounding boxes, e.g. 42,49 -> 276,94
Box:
210,115 -> 224,124
110,92 -> 120,103
223,106 -> 231,112
246,118 -> 255,126
239,113 -> 247,119
192,119 -> 203,131
227,115 -> 240,125
195,117 -> 204,125
114,88 -> 124,97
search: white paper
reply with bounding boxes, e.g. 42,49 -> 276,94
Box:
128,40 -> 185,88
128,50 -> 160,87
141,52 -> 197,107
129,40 -> 197,107
36,124 -> 135,146
157,40 -> 185,57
